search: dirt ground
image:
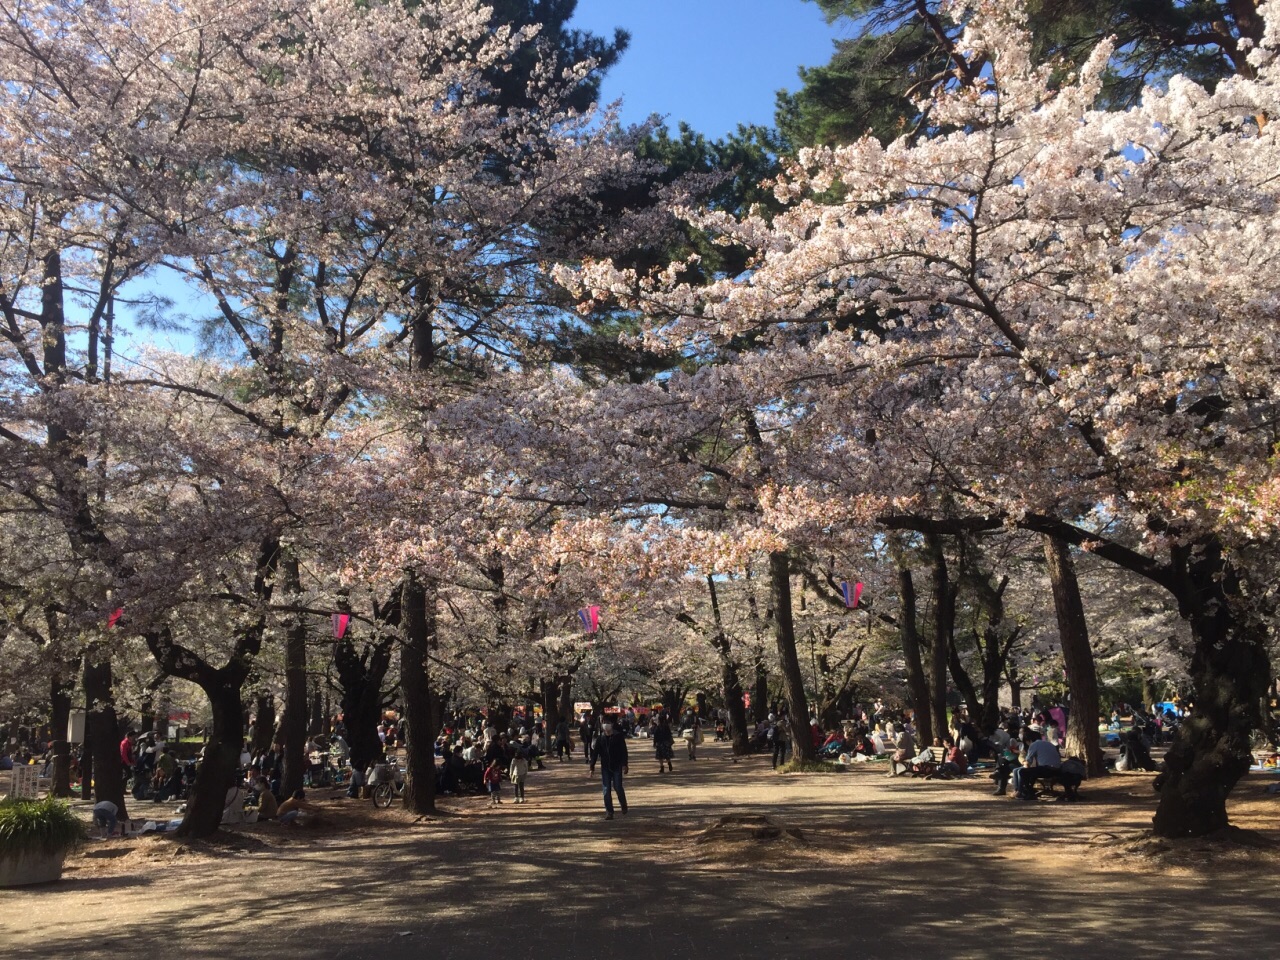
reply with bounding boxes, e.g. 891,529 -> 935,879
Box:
3,743 -> 1278,960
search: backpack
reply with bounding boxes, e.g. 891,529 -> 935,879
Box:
766,724 -> 777,743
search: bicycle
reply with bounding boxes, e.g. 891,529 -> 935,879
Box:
370,760 -> 405,809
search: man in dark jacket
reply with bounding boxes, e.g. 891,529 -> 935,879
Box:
589,718 -> 629,820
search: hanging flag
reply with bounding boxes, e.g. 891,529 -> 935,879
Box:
577,605 -> 600,634
106,608 -> 124,630
840,581 -> 864,609
332,613 -> 350,640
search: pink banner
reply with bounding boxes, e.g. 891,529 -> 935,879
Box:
106,608 -> 124,630
332,612 -> 350,640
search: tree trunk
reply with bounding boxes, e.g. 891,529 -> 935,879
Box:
706,575 -> 749,754
279,553 -> 309,798
1042,536 -> 1105,776
251,695 -> 275,756
541,678 -> 560,752
769,551 -> 814,761
1152,540 -> 1269,837
83,651 -> 127,819
978,636 -> 1004,736
176,679 -> 243,839
926,535 -> 954,743
754,653 -> 769,723
1007,670 -> 1022,710
80,711 -> 93,798
947,639 -> 983,726
558,674 -> 574,725
49,668 -> 74,798
309,682 -> 324,736
334,636 -> 393,774
897,565 -> 933,746
400,571 -> 438,815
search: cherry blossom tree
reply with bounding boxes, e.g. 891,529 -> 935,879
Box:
565,0 -> 1280,835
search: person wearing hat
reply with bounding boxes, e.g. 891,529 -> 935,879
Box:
589,716 -> 629,820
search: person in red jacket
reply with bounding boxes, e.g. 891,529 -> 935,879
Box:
119,730 -> 137,775
810,719 -> 823,750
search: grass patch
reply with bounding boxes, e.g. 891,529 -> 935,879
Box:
0,797 -> 85,857
776,759 -> 845,774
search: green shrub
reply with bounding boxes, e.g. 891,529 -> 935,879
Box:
0,797 -> 85,857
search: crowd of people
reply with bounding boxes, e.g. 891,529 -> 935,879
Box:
6,694 -> 1194,837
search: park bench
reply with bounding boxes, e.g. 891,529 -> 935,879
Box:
1019,761 -> 1085,801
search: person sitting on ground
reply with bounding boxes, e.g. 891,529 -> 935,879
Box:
277,788 -> 317,824
856,728 -> 881,756
1012,730 -> 1061,799
221,781 -> 248,824
254,777 -> 279,819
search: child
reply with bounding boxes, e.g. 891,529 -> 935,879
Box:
508,749 -> 529,804
484,758 -> 502,805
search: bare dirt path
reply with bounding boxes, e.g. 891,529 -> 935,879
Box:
3,743 -> 1278,959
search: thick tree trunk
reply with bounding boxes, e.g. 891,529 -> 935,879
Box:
1042,536 -> 1105,776
897,565 -> 933,746
1152,541 -> 1269,837
978,637 -> 1004,736
335,637 -> 393,774
926,535 -> 954,744
176,680 -> 243,839
400,571 -> 438,815
706,575 -> 749,754
753,653 -> 769,723
251,695 -> 275,756
279,553 -> 309,798
309,682 -> 324,736
769,551 -> 814,761
558,674 -> 574,726
947,639 -> 983,726
80,711 -> 93,798
83,652 -> 127,819
541,678 -> 560,752
50,668 -> 74,798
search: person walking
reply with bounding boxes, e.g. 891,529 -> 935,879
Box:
589,716 -> 629,820
579,714 -> 595,767
653,713 -> 675,773
554,718 -> 571,761
767,713 -> 789,770
684,713 -> 703,761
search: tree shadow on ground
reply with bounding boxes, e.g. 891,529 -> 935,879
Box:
6,746 -> 1277,960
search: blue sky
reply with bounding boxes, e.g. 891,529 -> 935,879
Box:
569,0 -> 845,137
